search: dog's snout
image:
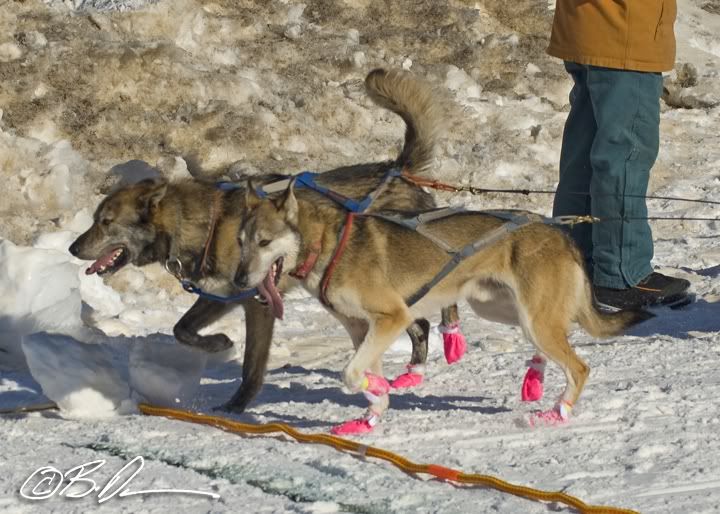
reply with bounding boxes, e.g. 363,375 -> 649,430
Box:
68,240 -> 80,257
234,268 -> 248,289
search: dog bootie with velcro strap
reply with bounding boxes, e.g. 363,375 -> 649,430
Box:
390,364 -> 425,389
439,322 -> 467,364
521,355 -> 546,402
330,410 -> 381,435
360,372 -> 390,402
331,372 -> 389,435
528,400 -> 572,428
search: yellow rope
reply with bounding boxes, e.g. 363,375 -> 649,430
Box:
138,403 -> 638,514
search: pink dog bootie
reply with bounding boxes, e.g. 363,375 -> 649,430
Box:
528,400 -> 572,428
521,355 -> 546,402
331,410 -> 380,435
390,364 -> 425,389
439,322 -> 467,364
361,372 -> 390,402
331,372 -> 389,435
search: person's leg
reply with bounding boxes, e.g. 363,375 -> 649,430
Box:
553,62 -> 596,266
585,66 -> 661,289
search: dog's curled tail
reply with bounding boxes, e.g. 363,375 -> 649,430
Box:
365,68 -> 450,177
576,292 -> 654,338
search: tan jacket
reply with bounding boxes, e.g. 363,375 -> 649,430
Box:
547,0 -> 677,72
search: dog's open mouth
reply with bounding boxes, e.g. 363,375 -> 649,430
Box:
86,246 -> 129,276
257,257 -> 284,320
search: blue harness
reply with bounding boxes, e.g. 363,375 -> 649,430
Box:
178,168 -> 403,303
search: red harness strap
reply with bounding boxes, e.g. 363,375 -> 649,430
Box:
320,212 -> 356,307
289,241 -> 322,279
197,190 -> 224,276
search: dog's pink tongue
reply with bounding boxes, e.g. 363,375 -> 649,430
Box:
257,273 -> 284,320
85,250 -> 117,275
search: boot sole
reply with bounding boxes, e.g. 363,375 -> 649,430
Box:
596,292 -> 695,313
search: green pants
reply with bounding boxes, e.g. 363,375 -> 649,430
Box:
553,62 -> 663,289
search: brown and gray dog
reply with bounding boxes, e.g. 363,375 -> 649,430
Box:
235,170 -> 654,429
69,68 -> 460,412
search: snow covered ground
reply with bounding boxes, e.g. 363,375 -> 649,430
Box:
2,0 -> 720,512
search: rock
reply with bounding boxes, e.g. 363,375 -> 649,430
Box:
17,31 -> 48,50
227,161 -> 261,181
0,42 -> 23,62
663,84 -> 720,110
676,62 -> 699,88
156,156 -> 191,181
284,23 -> 303,40
352,50 -> 367,68
663,64 -> 720,109
525,63 -> 541,75
347,29 -> 360,46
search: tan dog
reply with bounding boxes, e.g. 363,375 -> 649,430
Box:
236,183 -> 652,431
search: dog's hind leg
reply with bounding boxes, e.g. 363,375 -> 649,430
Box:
390,318 -> 429,389
408,319 -> 429,367
439,304 -> 467,364
516,303 -> 589,425
174,297 -> 238,352
221,298 -> 277,413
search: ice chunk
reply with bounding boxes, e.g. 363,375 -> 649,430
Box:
22,332 -> 133,418
128,335 -> 207,407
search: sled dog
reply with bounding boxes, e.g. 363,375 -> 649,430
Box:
235,181 -> 652,430
69,68 -> 458,412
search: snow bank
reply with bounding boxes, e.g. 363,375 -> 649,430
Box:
0,233 -> 208,416
0,239 -> 83,370
21,331 -> 209,418
128,334 -> 208,407
22,332 -> 133,418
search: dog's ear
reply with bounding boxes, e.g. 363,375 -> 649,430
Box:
274,177 -> 298,225
136,179 -> 168,222
244,180 -> 263,210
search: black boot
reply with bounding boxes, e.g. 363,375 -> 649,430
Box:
594,272 -> 691,311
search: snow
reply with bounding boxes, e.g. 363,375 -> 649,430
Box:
1,0 -> 720,512
23,332 -> 133,418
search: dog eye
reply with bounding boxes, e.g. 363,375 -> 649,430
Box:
258,239 -> 271,247
101,218 -> 112,226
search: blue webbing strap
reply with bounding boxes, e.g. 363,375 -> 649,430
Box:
181,280 -> 259,304
293,168 -> 403,214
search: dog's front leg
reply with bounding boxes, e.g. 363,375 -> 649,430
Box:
342,307 -> 412,393
173,297 -> 237,352
221,298 -> 276,413
332,304 -> 412,435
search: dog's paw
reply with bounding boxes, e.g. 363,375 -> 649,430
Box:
201,333 -> 234,353
212,402 -> 245,414
342,366 -> 365,392
390,372 -> 424,389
